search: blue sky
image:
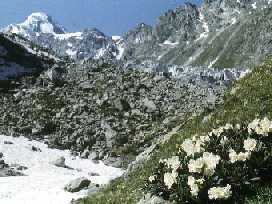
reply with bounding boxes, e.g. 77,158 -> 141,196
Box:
0,0 -> 202,35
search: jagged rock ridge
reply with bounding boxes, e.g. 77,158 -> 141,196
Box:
122,0 -> 272,69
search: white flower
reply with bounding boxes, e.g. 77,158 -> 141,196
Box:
259,117 -> 272,135
181,139 -> 204,156
224,123 -> 233,130
210,127 -> 225,137
188,152 -> 220,176
220,136 -> 228,145
229,150 -> 238,163
208,184 -> 232,200
164,171 -> 178,189
148,175 -> 156,183
248,118 -> 272,135
199,135 -> 210,143
248,119 -> 260,134
236,124 -> 241,130
210,124 -> 233,137
244,138 -> 257,152
188,158 -> 204,174
237,151 -> 251,161
229,149 -> 251,163
202,152 -> 221,176
164,156 -> 180,171
187,176 -> 204,197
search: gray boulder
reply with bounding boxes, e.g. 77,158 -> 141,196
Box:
52,156 -> 66,168
0,156 -> 25,177
4,141 -> 13,145
143,98 -> 157,112
64,177 -> 91,193
87,183 -> 100,196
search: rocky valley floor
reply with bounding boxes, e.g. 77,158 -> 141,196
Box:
0,61 -> 243,168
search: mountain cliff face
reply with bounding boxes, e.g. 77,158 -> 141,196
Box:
122,0 -> 272,69
0,32 -> 59,90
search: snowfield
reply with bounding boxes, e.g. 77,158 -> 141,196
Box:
0,135 -> 124,204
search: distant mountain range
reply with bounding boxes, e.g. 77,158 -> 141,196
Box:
2,12 -> 119,61
1,0 -> 272,70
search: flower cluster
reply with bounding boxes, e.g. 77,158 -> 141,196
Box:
248,117 -> 272,135
146,118 -> 272,203
208,184 -> 232,200
229,149 -> 251,163
188,176 -> 204,196
188,152 -> 220,176
164,171 -> 178,189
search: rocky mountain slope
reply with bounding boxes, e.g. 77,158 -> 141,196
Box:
77,58 -> 272,204
0,58 -> 245,167
0,32 -> 60,90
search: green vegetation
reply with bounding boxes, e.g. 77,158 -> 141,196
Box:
147,119 -> 272,203
79,59 -> 272,204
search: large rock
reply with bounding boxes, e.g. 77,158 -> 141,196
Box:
143,98 -> 157,113
0,155 -> 25,177
52,156 -> 66,168
0,168 -> 25,177
87,183 -> 100,196
46,65 -> 65,85
64,177 -> 91,193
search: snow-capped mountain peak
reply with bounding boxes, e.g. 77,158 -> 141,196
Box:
2,13 -> 123,61
3,12 -> 65,37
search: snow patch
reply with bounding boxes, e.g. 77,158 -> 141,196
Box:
40,23 -> 54,34
55,32 -> 83,40
116,46 -> 125,60
0,135 -> 123,204
252,2 -> 257,9
231,17 -> 237,25
66,49 -> 77,57
162,40 -> 179,46
208,57 -> 219,68
112,36 -> 121,41
195,12 -> 210,41
94,48 -> 107,59
67,42 -> 73,48
199,12 -> 209,33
